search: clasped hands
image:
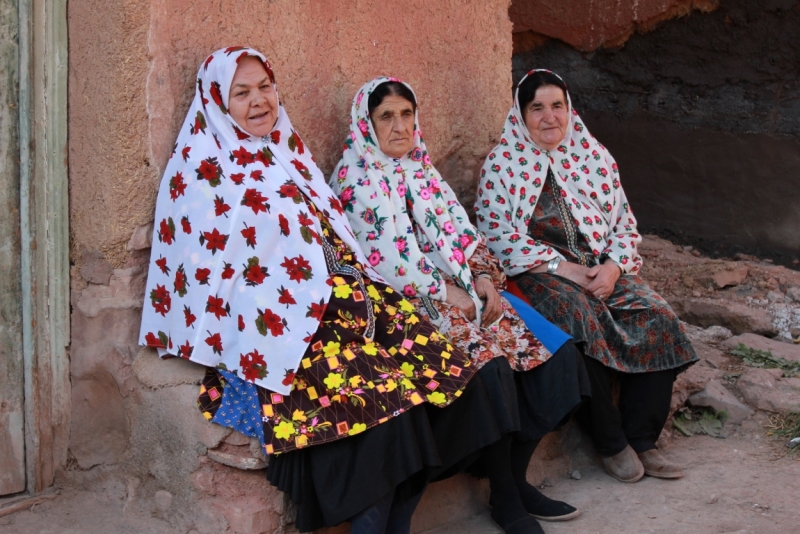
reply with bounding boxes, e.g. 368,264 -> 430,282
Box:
535,259 -> 622,301
444,277 -> 502,327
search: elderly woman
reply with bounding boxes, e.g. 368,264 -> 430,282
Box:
331,78 -> 590,534
475,70 -> 698,483
139,48 -> 505,534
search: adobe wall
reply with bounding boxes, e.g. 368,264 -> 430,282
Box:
66,1 -> 514,532
512,0 -> 800,260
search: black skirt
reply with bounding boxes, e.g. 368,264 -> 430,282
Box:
268,367 -> 504,532
515,341 -> 591,442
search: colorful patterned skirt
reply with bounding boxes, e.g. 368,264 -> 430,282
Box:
198,275 -> 502,530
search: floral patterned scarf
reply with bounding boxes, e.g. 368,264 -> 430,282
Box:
330,77 -> 483,323
139,47 -> 381,395
476,69 -> 642,276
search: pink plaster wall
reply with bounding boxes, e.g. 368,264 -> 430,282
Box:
70,0 -> 514,267
510,0 -> 719,52
66,2 -> 514,531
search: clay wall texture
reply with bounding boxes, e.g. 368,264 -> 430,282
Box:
66,1 -> 512,531
512,0 -> 800,258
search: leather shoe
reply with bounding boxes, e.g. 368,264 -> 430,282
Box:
602,445 -> 644,483
638,449 -> 683,479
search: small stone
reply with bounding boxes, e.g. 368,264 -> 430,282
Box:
570,470 -> 582,480
767,278 -> 779,290
692,290 -> 702,298
707,494 -> 718,504
538,477 -> 554,488
683,246 -> 694,252
127,222 -> 154,251
737,368 -> 800,414
688,379 -> 754,424
722,333 -> 800,363
785,287 -> 800,303
207,448 -> 267,470
711,266 -> 749,289
735,253 -> 759,261
223,430 -> 251,446
792,259 -> 799,266
766,291 -> 785,303
790,327 -> 800,339
80,249 -> 114,285
154,490 -> 173,511
691,250 -> 702,257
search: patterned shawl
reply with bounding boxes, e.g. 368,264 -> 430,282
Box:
476,69 -> 642,277
139,47 -> 381,395
330,77 -> 483,323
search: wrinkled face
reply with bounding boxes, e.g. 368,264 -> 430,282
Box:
522,85 -> 569,151
371,95 -> 415,159
228,56 -> 279,138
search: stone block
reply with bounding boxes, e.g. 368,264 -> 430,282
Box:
786,286 -> 800,303
207,449 -> 266,471
70,372 -> 131,469
711,266 -> 749,289
688,380 -> 754,424
222,498 -> 280,534
736,368 -> 800,414
684,324 -> 733,345
80,249 -> 114,285
223,430 -> 252,446
671,298 -> 776,336
722,333 -> 800,363
671,364 -> 721,414
132,347 -> 206,389
127,222 -> 154,251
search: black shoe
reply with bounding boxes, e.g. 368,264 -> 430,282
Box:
520,484 -> 581,522
490,509 -> 545,534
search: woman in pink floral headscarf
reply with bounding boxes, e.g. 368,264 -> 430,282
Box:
332,77 -> 592,534
476,70 -> 698,484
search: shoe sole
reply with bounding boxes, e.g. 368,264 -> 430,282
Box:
644,469 -> 683,479
605,468 -> 644,483
530,509 -> 582,522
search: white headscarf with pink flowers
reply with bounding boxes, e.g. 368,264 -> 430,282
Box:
330,77 -> 483,323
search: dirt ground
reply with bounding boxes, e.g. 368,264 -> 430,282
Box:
2,235 -> 799,534
2,418 -> 797,534
430,420 -> 800,534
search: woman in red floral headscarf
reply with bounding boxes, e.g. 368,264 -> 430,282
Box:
140,47 -> 504,533
476,70 -> 698,484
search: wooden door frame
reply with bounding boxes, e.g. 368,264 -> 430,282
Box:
18,0 -> 69,494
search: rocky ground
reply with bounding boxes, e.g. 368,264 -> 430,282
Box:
2,235 -> 799,534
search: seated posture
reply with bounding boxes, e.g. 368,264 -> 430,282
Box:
331,77 -> 591,534
476,69 -> 698,483
139,48 -> 504,534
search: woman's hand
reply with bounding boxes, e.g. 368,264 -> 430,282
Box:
445,283 -> 477,322
535,261 -> 593,288
585,261 -> 622,301
475,277 -> 503,327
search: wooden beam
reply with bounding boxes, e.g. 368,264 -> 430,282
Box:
19,0 -> 70,494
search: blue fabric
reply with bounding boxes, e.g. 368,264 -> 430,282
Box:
210,369 -> 266,447
502,291 -> 571,354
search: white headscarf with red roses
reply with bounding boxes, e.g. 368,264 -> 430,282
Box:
330,77 -> 483,323
139,47 -> 381,395
476,69 -> 642,277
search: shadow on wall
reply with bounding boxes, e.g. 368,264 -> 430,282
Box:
511,0 -> 800,261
